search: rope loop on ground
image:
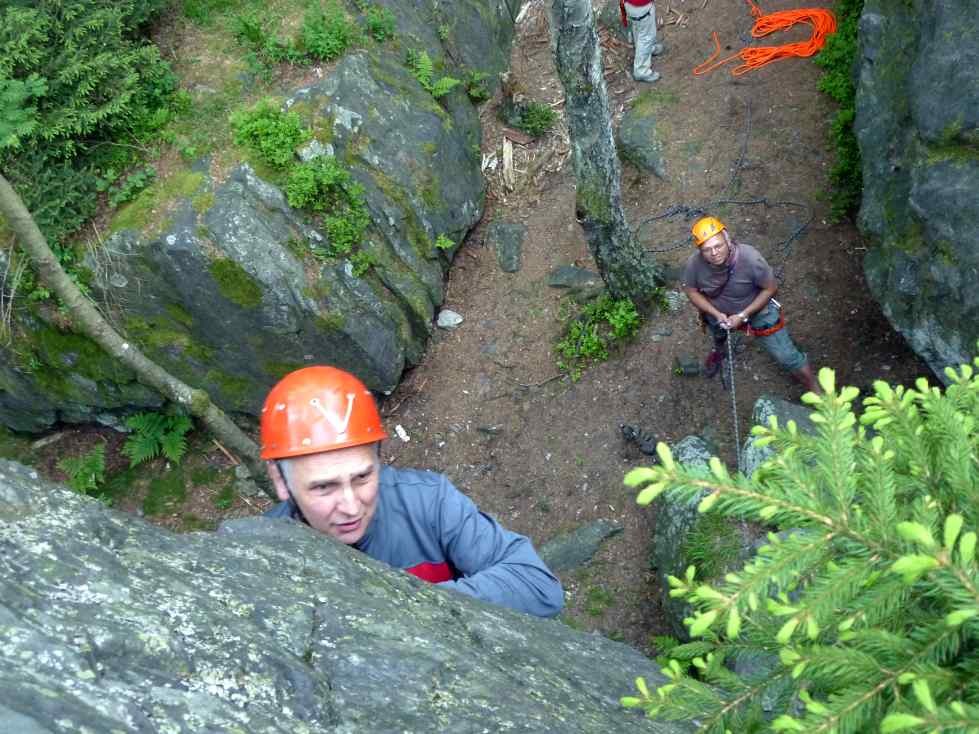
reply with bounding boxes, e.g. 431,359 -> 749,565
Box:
693,0 -> 837,76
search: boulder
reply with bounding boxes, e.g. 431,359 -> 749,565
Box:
648,436 -> 712,639
652,396 -> 817,638
538,519 -> 624,573
1,0 -> 516,432
856,0 -> 979,380
487,220 -> 527,273
741,395 -> 815,477
617,98 -> 667,179
0,459 -> 692,733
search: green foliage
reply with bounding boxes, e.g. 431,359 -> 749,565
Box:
518,102 -> 556,138
680,513 -> 748,581
350,249 -> 378,277
434,233 -> 455,251
556,294 -> 642,380
624,356 -> 979,733
437,24 -> 450,42
0,0 -> 176,247
122,411 -> 193,468
364,5 -> 396,42
813,0 -> 863,221
143,467 -> 187,516
286,157 -> 370,256
181,0 -> 235,24
213,482 -> 236,510
406,49 -> 461,99
107,165 -> 157,207
585,585 -> 615,616
464,70 -> 491,104
0,75 -> 45,149
58,443 -> 106,497
302,1 -> 357,62
230,99 -> 310,168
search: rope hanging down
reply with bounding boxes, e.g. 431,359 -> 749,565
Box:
693,0 -> 837,76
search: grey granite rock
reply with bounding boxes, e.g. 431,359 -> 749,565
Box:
0,460 -> 692,733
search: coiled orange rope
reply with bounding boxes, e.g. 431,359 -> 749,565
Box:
693,0 -> 837,76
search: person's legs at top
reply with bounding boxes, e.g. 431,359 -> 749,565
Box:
625,2 -> 661,82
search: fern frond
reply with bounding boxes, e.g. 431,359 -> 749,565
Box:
431,76 -> 460,98
122,431 -> 160,467
412,50 -> 434,90
160,430 -> 188,464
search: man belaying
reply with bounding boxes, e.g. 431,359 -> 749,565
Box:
260,365 -> 564,618
619,0 -> 663,83
681,216 -> 819,393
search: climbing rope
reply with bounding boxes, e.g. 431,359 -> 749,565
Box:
725,334 -> 743,474
693,0 -> 837,76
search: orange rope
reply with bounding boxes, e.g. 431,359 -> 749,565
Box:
693,0 -> 837,76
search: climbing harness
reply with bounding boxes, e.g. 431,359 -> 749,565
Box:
740,306 -> 786,337
694,0 -> 837,76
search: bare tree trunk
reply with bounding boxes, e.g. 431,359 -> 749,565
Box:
0,172 -> 273,500
550,0 -> 662,302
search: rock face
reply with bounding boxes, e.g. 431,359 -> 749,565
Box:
0,459 -> 692,733
0,0 -> 515,432
651,396 -> 816,638
856,0 -> 979,380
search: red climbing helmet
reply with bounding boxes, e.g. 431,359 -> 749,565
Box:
260,366 -> 388,460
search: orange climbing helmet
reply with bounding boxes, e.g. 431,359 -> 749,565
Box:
692,216 -> 726,246
260,366 -> 388,460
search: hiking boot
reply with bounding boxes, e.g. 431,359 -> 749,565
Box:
632,71 -> 661,83
650,43 -> 664,56
703,349 -> 725,378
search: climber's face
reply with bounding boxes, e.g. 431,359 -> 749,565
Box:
272,443 -> 380,544
699,231 -> 730,266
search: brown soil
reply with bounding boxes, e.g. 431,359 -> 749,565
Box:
22,0 -> 930,656
373,0 -> 928,651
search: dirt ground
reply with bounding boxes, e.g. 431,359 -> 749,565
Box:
17,0 -> 930,656
372,0 -> 928,651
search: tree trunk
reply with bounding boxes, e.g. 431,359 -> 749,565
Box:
549,0 -> 663,302
0,172 -> 274,500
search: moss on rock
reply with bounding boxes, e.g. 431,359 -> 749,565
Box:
109,171 -> 206,235
209,259 -> 263,308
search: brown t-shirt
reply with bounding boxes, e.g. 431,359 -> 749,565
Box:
681,242 -> 774,315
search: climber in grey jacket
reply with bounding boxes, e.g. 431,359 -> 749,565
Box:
260,366 -> 564,618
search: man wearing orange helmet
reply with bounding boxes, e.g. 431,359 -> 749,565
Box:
259,366 -> 564,618
682,216 -> 819,393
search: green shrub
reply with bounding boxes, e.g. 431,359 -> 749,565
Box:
350,249 -> 378,277
302,1 -> 357,61
464,70 -> 491,103
434,233 -> 454,250
230,99 -> 310,168
813,0 -> 863,220
364,5 -> 396,41
624,359 -> 979,733
556,294 -> 642,380
518,102 -> 556,137
58,443 -> 107,497
108,165 -> 157,207
286,157 -> 370,256
182,0 -> 235,24
0,0 -> 176,246
122,411 -> 193,468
